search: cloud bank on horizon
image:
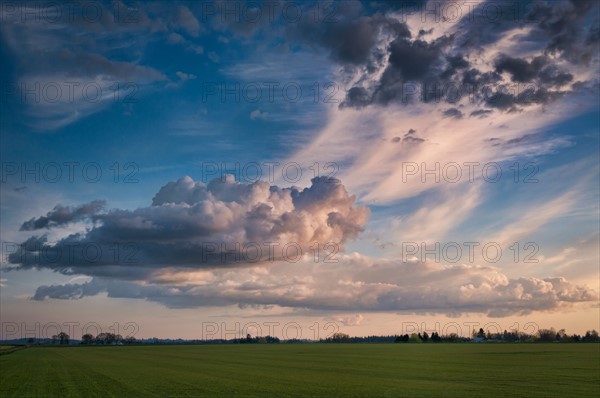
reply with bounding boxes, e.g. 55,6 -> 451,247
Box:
8,174 -> 598,317
1,0 -> 599,321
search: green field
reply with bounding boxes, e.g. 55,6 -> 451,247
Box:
1,344 -> 598,397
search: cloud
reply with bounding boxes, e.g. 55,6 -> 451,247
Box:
470,109 -> 493,118
285,89 -> 582,206
172,5 -> 201,37
10,176 -> 369,276
442,108 -> 463,119
0,3 -> 170,131
2,0 -> 598,325
176,71 -> 197,81
494,54 -> 574,86
530,0 -> 599,64
391,183 -> 483,243
327,314 -> 364,326
208,52 -> 220,63
0,2 -> 225,130
167,32 -> 186,44
20,200 -> 105,231
539,234 -> 600,283
191,45 -> 204,54
167,32 -> 204,55
33,281 -> 103,300
289,8 -> 410,65
316,0 -> 599,111
30,254 -> 597,317
250,109 -> 268,120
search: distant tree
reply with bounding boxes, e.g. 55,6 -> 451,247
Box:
477,328 -> 485,339
123,336 -> 136,345
583,330 -> 599,342
57,332 -> 69,345
81,334 -> 94,345
96,332 -> 119,344
422,332 -> 429,342
538,328 -> 556,342
331,333 -> 350,343
394,334 -> 409,343
409,333 -> 422,343
503,330 -> 520,342
442,333 -> 460,343
555,333 -> 562,342
95,333 -> 107,344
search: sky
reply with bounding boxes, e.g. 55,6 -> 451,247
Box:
0,0 -> 599,341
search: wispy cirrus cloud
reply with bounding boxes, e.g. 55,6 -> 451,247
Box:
0,1 -> 184,131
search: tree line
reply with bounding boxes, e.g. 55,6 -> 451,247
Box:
43,328 -> 599,345
321,329 -> 600,343
393,328 -> 600,343
80,332 -> 136,345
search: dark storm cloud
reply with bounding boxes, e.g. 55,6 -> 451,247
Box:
343,86 -> 372,108
470,109 -> 493,118
462,68 -> 502,86
387,37 -> 442,80
443,107 -> 463,119
418,28 -> 434,37
287,1 -> 411,65
20,200 -> 105,231
538,66 -> 574,87
440,54 -> 469,79
530,0 -> 599,64
484,85 -> 567,111
494,55 -> 548,83
494,55 -> 574,86
328,0 -> 598,111
33,280 -> 104,300
339,33 -> 457,107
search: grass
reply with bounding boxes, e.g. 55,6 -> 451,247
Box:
1,344 -> 599,397
0,345 -> 25,356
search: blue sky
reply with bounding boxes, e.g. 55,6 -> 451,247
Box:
1,0 -> 599,340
